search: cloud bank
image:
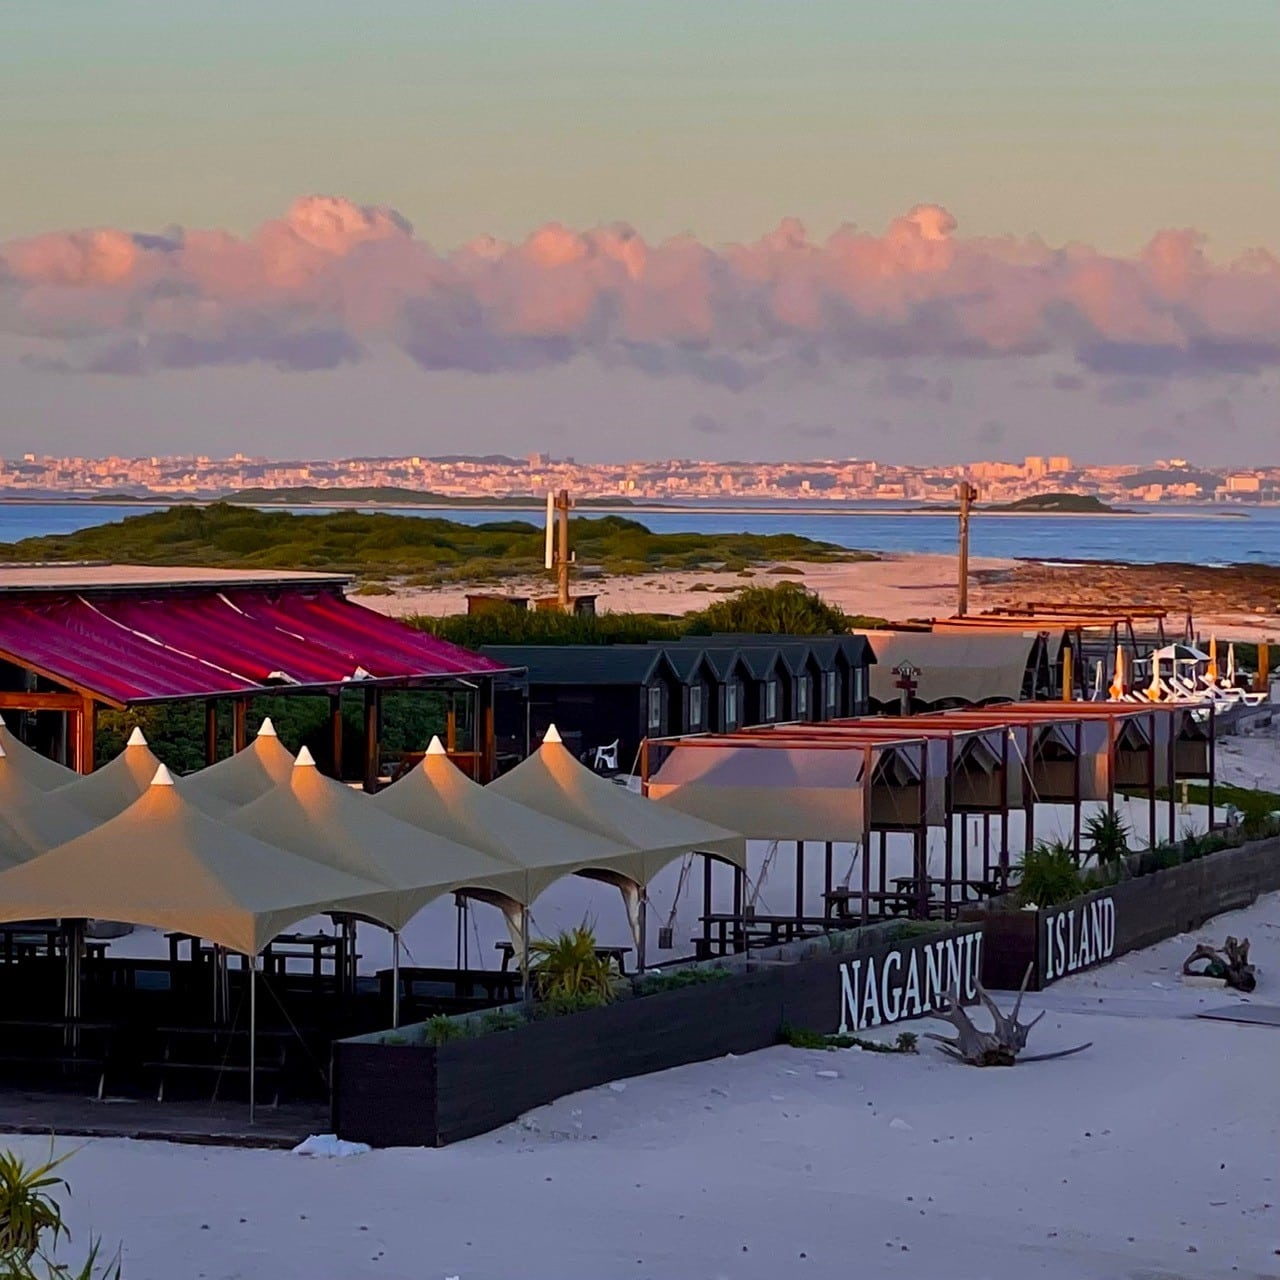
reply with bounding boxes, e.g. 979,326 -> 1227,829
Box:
3,196 -> 1278,384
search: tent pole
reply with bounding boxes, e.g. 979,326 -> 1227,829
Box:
637,890 -> 647,974
391,930 -> 401,1029
520,905 -> 532,1012
248,956 -> 257,1126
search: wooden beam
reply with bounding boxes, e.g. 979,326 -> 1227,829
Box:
0,691 -> 86,712
330,693 -> 344,781
205,701 -> 218,767
233,700 -> 248,753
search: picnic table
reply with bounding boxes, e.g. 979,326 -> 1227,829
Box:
379,965 -> 520,1008
0,1018 -> 117,1100
695,912 -> 828,959
0,925 -> 108,963
822,887 -> 917,922
495,940 -> 632,976
145,1024 -> 293,1106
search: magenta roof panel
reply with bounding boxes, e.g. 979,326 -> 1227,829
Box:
0,586 -> 507,705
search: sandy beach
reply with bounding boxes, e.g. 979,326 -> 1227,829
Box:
9,890 -> 1279,1280
362,550 -> 1280,639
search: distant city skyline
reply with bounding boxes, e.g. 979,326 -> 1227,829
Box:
3,2 -> 1278,463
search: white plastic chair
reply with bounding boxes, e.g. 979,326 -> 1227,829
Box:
592,740 -> 620,771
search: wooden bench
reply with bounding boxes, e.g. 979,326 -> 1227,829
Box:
144,1026 -> 290,1106
0,1019 -> 117,1100
695,913 -> 828,959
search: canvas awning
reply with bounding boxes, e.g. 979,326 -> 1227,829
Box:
490,727 -> 746,880
857,630 -> 1036,705
227,749 -> 526,929
53,728 -> 161,821
646,739 -> 870,841
0,743 -> 95,868
0,766 -> 386,955
374,736 -> 638,901
0,585 -> 512,706
178,717 -> 296,815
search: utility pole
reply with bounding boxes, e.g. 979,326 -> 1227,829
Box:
545,488 -> 574,611
956,479 -> 978,617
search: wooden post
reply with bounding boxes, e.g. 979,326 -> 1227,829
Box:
77,697 -> 96,774
956,480 -> 977,617
330,693 -> 344,780
478,678 -> 496,783
1062,645 -> 1073,702
363,687 -> 379,793
556,488 -> 572,610
1258,639 -> 1271,693
446,694 -> 458,754
233,700 -> 248,753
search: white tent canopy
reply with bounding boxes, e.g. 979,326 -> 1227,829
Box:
0,765 -> 386,956
0,713 -> 78,791
178,717 -> 296,815
374,736 -> 639,902
490,726 -> 746,882
0,743 -> 95,869
228,748 -> 526,930
53,727 -> 161,821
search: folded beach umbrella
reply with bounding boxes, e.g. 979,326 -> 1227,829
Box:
53,727 -> 162,821
374,736 -> 634,903
0,713 -> 78,791
227,747 -> 525,931
0,765 -> 386,956
179,716 -> 296,815
0,743 -> 96,869
489,726 -> 747,885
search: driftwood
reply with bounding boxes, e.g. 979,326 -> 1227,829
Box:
925,965 -> 1091,1066
1182,936 -> 1256,992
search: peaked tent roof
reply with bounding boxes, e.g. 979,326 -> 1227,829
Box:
374,736 -> 637,899
228,750 -> 525,928
179,718 -> 297,815
53,729 -> 162,821
0,745 -> 95,869
0,767 -> 386,954
0,715 -> 78,791
489,727 -> 746,880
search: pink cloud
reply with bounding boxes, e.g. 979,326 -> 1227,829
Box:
2,195 -> 1278,380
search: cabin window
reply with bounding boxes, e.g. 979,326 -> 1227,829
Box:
647,685 -> 663,731
765,680 -> 778,720
823,670 -> 838,712
852,667 -> 867,708
797,677 -> 809,718
726,683 -> 740,727
689,685 -> 704,727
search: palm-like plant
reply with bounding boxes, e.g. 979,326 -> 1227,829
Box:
1014,839 -> 1084,907
529,923 -> 618,1006
1084,809 -> 1130,870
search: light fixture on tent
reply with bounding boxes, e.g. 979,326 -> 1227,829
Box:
127,727 -> 148,747
543,724 -> 562,745
258,718 -> 277,737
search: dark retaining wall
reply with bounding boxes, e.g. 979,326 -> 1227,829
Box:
967,833 -> 1280,991
332,923 -> 981,1147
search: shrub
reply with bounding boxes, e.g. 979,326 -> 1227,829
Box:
1084,810 -> 1130,868
0,1144 -> 120,1279
479,1008 -> 526,1035
529,924 -> 619,1005
1014,840 -> 1084,907
424,1015 -> 468,1047
634,967 -> 732,996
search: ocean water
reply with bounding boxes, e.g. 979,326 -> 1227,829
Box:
1,500 -> 1278,566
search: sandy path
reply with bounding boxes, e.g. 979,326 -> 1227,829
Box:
9,892 -> 1280,1280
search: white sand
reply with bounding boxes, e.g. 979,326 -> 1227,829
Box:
11,892 -> 1280,1280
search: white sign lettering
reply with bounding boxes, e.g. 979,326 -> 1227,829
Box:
1041,895 -> 1116,983
838,933 -> 984,1033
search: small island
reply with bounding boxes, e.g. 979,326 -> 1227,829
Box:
985,492 -> 1126,514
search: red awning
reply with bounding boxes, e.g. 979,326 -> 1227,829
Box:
0,587 -> 509,706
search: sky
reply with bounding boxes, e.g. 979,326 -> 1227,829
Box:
2,1 -> 1278,464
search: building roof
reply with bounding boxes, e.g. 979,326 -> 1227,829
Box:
0,565 -> 350,595
480,645 -> 675,687
855,630 -> 1038,706
0,580 -> 510,706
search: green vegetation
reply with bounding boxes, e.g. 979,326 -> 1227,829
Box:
1014,840 -> 1085,906
1083,809 -> 1130,871
0,1145 -> 120,1279
423,1014 -> 467,1047
633,967 -> 733,996
225,485 -> 631,507
0,504 -> 868,585
781,1025 -> 919,1054
988,493 -> 1121,514
529,924 -> 620,1007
